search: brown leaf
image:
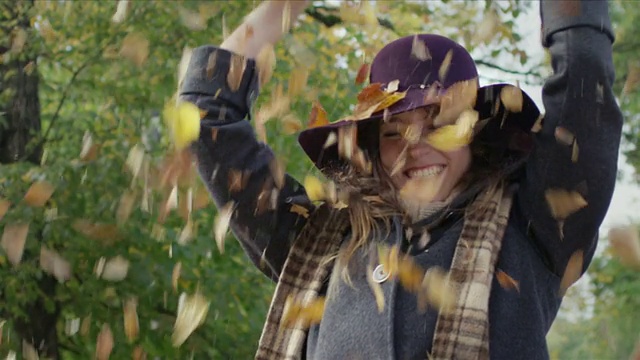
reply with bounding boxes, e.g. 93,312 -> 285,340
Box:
411,35 -> 431,61
288,67 -> 309,97
172,262 -> 182,292
337,124 -> 357,161
355,63 -> 370,85
608,226 -> 640,270
281,114 -> 303,135
95,324 -> 114,360
179,7 -> 206,30
132,346 -> 147,360
99,256 -> 130,282
571,141 -> 579,163
560,250 -> 584,295
623,61 -> 640,95
531,114 -> 544,133
119,32 -> 149,66
123,297 -> 139,342
500,85 -> 523,113
281,296 -> 326,329
72,220 -> 121,243
545,189 -> 588,220
228,169 -> 250,192
40,246 -> 72,282
206,51 -> 217,80
1,223 -> 29,266
256,44 -> 276,88
227,53 -> 246,92
214,202 -> 235,254
433,79 -> 478,127
554,126 -> 575,146
438,50 -> 453,81
269,157 -> 286,189
0,198 -> 10,221
116,190 -> 136,224
474,10 -> 500,44
23,180 -> 55,207
419,267 -> 455,313
496,270 -> 520,293
308,101 -> 329,128
80,131 -> 100,161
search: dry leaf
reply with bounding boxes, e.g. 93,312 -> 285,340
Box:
281,296 -> 325,329
268,157 -> 286,189
475,10 -> 500,44
72,220 -> 121,243
390,145 -> 408,177
500,85 -> 523,113
256,44 -> 276,87
125,144 -> 145,179
608,226 -> 640,270
438,50 -> 453,81
10,28 -> 27,54
560,250 -> 584,295
290,204 -> 310,218
281,0 -> 292,33
22,341 -> 38,360
177,219 -> 194,245
433,79 -> 478,127
554,127 -> 575,146
172,291 -> 210,347
164,101 -> 202,150
411,35 -> 430,60
323,132 -> 337,148
545,189 -> 588,220
123,298 -> 139,342
496,269 -> 520,293
119,32 -> 149,66
100,255 -> 130,282
95,324 -> 114,360
40,246 -> 72,283
116,191 -> 136,224
571,141 -> 579,163
419,267 -> 455,313
132,346 -> 147,360
531,114 -> 544,133
288,67 -> 309,97
80,131 -> 99,161
172,262 -> 182,292
179,7 -> 206,30
425,123 -> 473,152
214,202 -> 234,254
355,63 -> 370,85
1,223 -> 29,266
23,180 -> 55,207
282,114 -> 303,134
112,0 -> 129,23
304,175 -> 325,202
308,101 -> 329,128
387,79 -> 400,93
227,53 -> 246,92
228,169 -> 249,192
0,198 -> 10,221
337,124 -> 357,161
623,61 -> 640,95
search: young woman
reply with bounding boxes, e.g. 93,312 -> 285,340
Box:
180,0 -> 622,358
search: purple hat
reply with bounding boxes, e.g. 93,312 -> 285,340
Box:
298,34 -> 540,173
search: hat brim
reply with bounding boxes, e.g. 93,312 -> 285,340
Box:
298,83 -> 540,173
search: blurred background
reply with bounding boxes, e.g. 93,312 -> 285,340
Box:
0,1 -> 638,359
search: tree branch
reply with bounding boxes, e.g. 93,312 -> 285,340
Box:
475,59 -> 544,80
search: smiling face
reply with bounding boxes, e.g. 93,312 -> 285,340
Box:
379,107 -> 472,203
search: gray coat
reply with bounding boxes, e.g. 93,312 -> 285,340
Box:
182,1 -> 622,358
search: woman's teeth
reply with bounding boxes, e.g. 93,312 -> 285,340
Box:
407,165 -> 445,178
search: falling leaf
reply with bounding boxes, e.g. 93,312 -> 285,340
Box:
177,219 -> 194,245
96,324 -> 114,360
100,255 -> 130,282
500,85 -> 523,113
172,291 -> 210,347
373,91 -> 406,114
23,180 -> 55,207
22,341 -> 38,360
228,169 -> 249,192
474,10 -> 499,44
281,296 -> 326,329
419,267 -> 455,313
390,146 -> 408,177
123,298 -> 139,342
386,79 -> 400,93
560,250 -> 584,295
554,126 -> 575,146
132,346 -> 147,360
438,50 -> 453,81
531,114 -> 544,133
172,262 -> 182,292
308,101 -> 329,128
214,202 -> 234,254
80,131 -> 99,161
290,204 -> 310,218
281,114 -> 303,135
40,246 -> 72,283
116,191 -> 136,224
164,101 -> 202,150
545,189 -> 587,220
179,7 -> 206,30
623,61 -> 640,95
496,270 -> 520,293
0,198 -> 10,221
323,132 -> 337,148
112,0 -> 129,23
304,175 -> 325,202
337,124 -> 357,161
125,144 -> 145,179
411,35 -> 430,60
227,53 -> 246,92
281,0 -> 292,32
256,44 -> 276,87
288,67 -> 309,97
425,123 -> 472,152
1,223 -> 29,266
119,32 -> 149,66
177,46 -> 193,92
571,141 -> 579,163
10,28 -> 27,54
355,63 -> 370,85
72,220 -> 121,243
608,226 -> 640,270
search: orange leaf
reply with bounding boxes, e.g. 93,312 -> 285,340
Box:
1,223 -> 29,266
96,324 -> 114,360
123,298 -> 139,342
554,126 -> 575,146
355,63 -> 370,85
0,198 -> 10,221
289,204 -> 309,218
281,296 -> 326,329
560,250 -> 584,295
544,189 -> 587,220
308,101 -> 329,128
23,180 -> 55,207
496,270 -> 520,292
40,246 -> 72,283
608,226 -> 640,270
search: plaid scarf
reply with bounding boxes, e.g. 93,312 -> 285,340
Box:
256,185 -> 512,360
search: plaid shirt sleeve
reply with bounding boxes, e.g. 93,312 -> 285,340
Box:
516,0 -> 623,276
181,46 -> 309,282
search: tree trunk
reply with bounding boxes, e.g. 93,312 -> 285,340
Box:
1,1 -> 59,358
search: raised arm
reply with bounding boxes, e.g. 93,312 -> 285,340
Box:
516,0 -> 623,276
180,1 -> 310,281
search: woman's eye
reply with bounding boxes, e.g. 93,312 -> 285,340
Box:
383,132 -> 401,138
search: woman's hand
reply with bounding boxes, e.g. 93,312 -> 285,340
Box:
220,1 -> 309,59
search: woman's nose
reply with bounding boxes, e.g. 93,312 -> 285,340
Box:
408,141 -> 434,159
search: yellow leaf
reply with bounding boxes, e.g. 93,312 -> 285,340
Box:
438,50 -> 453,81
256,44 -> 276,88
164,101 -> 201,150
419,267 -> 455,313
172,262 -> 182,292
112,0 -> 129,23
23,180 -> 55,207
281,114 -> 303,135
308,101 -> 329,128
290,204 -> 310,218
281,296 -> 326,329
554,126 -> 575,146
288,67 -> 309,97
500,85 -> 523,113
373,91 -> 406,113
123,298 -> 139,342
560,250 -> 584,295
1,223 -> 29,266
119,32 -> 149,66
544,189 -> 587,220
425,124 -> 472,152
172,291 -> 210,347
304,175 -> 325,202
